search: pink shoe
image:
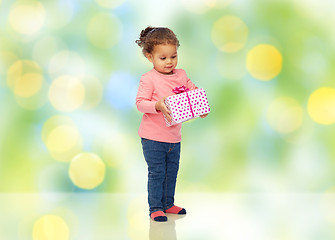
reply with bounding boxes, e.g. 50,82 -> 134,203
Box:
150,211 -> 168,222
165,205 -> 186,214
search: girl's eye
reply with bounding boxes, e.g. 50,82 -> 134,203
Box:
160,57 -> 166,60
171,56 -> 177,59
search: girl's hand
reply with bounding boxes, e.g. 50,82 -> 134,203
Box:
200,113 -> 208,118
155,97 -> 172,122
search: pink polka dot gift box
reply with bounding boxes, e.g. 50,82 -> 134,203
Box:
164,86 -> 211,127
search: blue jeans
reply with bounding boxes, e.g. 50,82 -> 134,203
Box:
141,138 -> 181,214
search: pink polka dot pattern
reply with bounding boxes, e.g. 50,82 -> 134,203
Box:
164,88 -> 211,127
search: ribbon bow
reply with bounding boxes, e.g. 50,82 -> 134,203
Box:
172,85 -> 189,94
172,85 -> 194,119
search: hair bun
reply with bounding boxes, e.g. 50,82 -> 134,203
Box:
135,26 -> 155,47
135,26 -> 179,56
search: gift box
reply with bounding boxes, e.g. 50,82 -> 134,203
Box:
164,86 -> 211,127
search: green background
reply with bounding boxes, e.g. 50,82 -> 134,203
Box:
1,0 -> 335,193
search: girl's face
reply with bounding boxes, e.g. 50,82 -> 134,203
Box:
146,44 -> 178,75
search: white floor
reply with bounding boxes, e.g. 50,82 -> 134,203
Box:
1,193 -> 335,240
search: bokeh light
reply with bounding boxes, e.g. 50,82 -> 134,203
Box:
105,71 -> 137,110
43,0 -> 74,29
32,36 -> 68,68
13,73 -> 42,98
246,44 -> 283,81
80,75 -> 103,109
69,152 -> 106,190
95,0 -> 125,9
266,97 -> 303,134
42,116 -> 82,162
46,126 -> 81,154
48,75 -> 85,112
211,16 -> 248,53
87,13 -> 122,49
9,0 -> 45,36
42,116 -> 77,143
308,87 -> 335,125
48,51 -> 86,79
0,49 -> 18,77
32,215 -> 69,240
13,90 -> 47,110
7,60 -> 43,97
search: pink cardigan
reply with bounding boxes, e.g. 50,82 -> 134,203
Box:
136,68 -> 197,143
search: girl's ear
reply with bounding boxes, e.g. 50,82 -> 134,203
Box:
146,53 -> 153,63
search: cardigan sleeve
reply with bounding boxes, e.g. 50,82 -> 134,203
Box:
136,74 -> 158,114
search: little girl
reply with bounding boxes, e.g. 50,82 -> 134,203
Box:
135,26 -> 207,222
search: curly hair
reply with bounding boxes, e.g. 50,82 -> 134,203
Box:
135,26 -> 180,56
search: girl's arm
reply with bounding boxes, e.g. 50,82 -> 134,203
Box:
155,97 -> 172,122
136,75 -> 172,122
136,76 -> 158,114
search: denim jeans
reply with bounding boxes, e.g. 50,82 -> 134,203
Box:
141,138 -> 181,214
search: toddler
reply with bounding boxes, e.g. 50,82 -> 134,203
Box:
135,26 -> 207,222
